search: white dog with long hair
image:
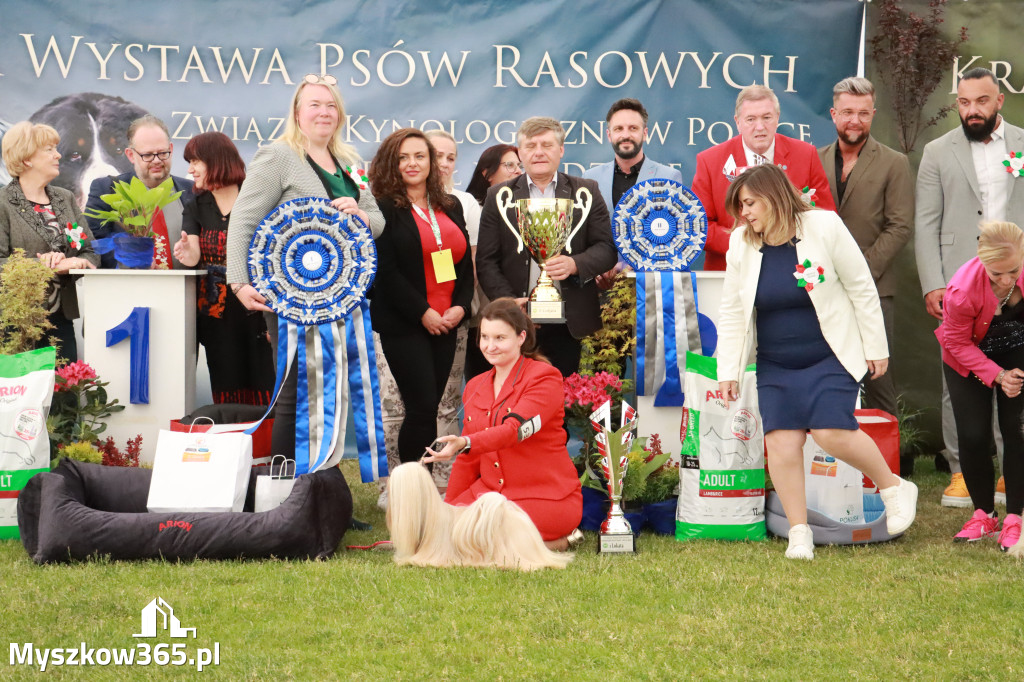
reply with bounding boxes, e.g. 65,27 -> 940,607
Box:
386,463 -> 572,571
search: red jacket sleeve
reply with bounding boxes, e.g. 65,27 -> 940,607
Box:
692,151 -> 731,269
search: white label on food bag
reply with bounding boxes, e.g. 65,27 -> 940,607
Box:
14,409 -> 42,441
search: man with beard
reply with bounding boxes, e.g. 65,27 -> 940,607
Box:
584,98 -> 682,212
85,114 -> 194,268
584,98 -> 681,287
916,67 -> 1024,505
818,77 -> 913,419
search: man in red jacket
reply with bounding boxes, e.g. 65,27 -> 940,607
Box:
692,85 -> 834,270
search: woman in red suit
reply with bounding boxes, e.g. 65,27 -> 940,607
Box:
425,297 -> 583,550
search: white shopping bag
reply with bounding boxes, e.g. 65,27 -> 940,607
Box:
255,455 -> 296,512
803,435 -> 864,525
147,420 -> 252,513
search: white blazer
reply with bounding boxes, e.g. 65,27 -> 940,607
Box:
716,210 -> 888,384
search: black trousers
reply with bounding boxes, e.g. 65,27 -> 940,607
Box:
944,345 -> 1024,515
265,313 -> 297,459
380,326 -> 458,463
44,312 -> 77,363
536,323 -> 582,378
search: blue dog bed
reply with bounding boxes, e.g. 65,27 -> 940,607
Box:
764,490 -> 902,545
17,459 -> 352,563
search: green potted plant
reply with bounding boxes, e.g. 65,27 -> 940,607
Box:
83,176 -> 181,268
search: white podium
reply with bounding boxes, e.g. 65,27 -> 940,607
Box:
636,271 -> 726,460
74,269 -> 205,463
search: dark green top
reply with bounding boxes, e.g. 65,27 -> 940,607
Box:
311,161 -> 358,200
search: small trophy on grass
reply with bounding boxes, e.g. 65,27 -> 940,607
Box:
591,400 -> 638,553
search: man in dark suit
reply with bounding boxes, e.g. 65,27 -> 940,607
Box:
691,85 -> 835,271
818,76 -> 913,418
476,117 -> 617,377
84,114 -> 194,268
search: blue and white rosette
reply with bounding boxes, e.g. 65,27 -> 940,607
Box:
247,197 -> 387,482
612,179 -> 715,406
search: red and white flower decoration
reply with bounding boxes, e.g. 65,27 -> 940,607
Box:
800,186 -> 817,207
793,259 -> 825,290
64,222 -> 86,250
1004,152 -> 1024,178
346,166 -> 370,191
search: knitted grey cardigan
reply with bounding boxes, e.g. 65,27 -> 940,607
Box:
225,143 -> 384,285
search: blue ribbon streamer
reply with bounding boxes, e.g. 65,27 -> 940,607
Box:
309,322 -> 338,473
635,275 -> 647,395
347,301 -> 388,483
294,326 -> 312,475
654,272 -> 685,406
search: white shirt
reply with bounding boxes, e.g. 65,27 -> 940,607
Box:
971,117 -> 1011,222
742,138 -> 776,167
451,188 -> 481,246
526,174 -> 557,198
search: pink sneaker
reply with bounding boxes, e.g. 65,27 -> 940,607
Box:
998,514 -> 1022,553
953,509 -> 998,543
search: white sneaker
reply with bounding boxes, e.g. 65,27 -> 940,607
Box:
376,486 -> 389,511
785,524 -> 814,560
879,476 -> 918,535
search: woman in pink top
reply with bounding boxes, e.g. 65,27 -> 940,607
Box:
936,220 -> 1024,551
369,129 -> 473,465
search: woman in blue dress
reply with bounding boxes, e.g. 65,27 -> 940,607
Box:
716,164 -> 917,560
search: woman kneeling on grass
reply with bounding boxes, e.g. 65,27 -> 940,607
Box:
716,164 -> 917,560
936,221 -> 1024,551
424,297 -> 584,552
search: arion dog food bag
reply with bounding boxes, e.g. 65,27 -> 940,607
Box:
0,347 -> 56,539
676,352 -> 765,541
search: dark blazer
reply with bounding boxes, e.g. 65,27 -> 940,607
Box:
817,136 -> 914,298
370,195 -> 473,335
0,179 -> 100,319
85,171 -> 195,268
476,172 -> 616,338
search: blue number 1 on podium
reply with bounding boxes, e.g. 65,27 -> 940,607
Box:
106,307 -> 150,404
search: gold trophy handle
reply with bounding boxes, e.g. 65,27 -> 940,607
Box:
495,186 -> 524,254
564,186 -> 592,254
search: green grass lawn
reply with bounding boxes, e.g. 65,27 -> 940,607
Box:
2,457 -> 1022,681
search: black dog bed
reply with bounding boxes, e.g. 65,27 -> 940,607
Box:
17,459 -> 352,563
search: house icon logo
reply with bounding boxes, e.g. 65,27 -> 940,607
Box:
133,597 -> 197,638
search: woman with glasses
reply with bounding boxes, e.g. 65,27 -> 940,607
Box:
0,121 -> 99,361
172,131 -> 274,406
84,115 -> 195,269
463,144 -> 522,378
225,74 -> 385,460
369,128 -> 473,467
466,144 -> 522,206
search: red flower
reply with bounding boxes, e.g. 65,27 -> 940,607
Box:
55,361 -> 98,390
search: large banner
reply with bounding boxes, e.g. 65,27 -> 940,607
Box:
0,0 -> 862,204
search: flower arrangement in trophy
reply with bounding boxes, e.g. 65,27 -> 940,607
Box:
495,186 -> 591,322
83,176 -> 181,269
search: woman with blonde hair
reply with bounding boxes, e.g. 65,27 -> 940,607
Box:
0,121 -> 99,361
937,220 -> 1024,551
225,74 -> 384,460
717,163 -> 916,560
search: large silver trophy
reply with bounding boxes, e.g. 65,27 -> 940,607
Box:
496,186 -> 592,323
591,400 -> 638,553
